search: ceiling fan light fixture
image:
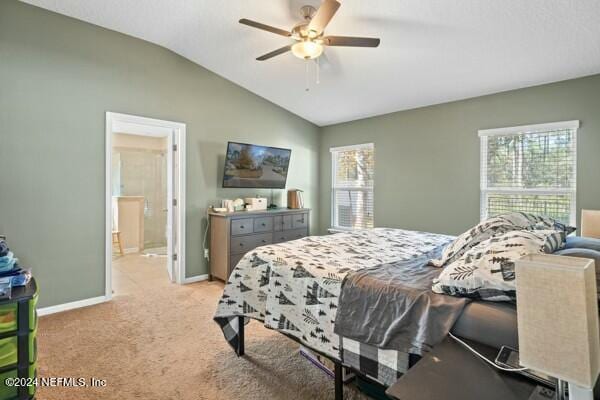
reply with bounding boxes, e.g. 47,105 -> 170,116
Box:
292,40 -> 323,60
241,1 -> 380,64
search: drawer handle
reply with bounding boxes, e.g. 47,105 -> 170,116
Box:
240,225 -> 245,229
261,240 -> 266,243
261,223 -> 266,226
239,243 -> 244,246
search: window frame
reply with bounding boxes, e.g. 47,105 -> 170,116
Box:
478,120 -> 579,226
330,143 -> 375,231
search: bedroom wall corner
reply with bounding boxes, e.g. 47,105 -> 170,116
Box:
318,74 -> 600,236
0,0 -> 320,308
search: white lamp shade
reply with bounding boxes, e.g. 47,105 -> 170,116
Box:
516,254 -> 600,389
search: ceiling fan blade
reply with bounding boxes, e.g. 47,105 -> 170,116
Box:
307,0 -> 341,36
322,36 -> 381,47
256,45 -> 292,61
239,19 -> 291,37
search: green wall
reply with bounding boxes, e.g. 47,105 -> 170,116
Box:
2,0 -> 600,309
319,74 -> 600,235
0,1 -> 320,307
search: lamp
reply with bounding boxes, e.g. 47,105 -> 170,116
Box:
516,254 -> 600,400
582,209 -> 600,239
291,40 -> 323,60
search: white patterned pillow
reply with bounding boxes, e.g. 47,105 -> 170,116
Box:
429,212 -> 574,268
432,229 -> 566,301
502,212 -> 575,234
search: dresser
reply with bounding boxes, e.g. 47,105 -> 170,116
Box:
209,208 -> 310,281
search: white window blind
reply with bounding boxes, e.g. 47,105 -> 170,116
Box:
330,143 -> 374,230
479,120 -> 578,225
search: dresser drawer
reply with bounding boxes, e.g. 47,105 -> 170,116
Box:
231,233 -> 273,254
291,213 -> 309,229
274,215 -> 292,231
253,216 -> 273,233
253,232 -> 273,248
229,253 -> 245,275
273,228 -> 308,244
231,218 -> 253,236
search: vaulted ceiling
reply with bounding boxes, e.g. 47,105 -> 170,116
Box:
22,0 -> 600,126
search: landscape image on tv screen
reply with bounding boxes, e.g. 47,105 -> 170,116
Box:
222,142 -> 291,188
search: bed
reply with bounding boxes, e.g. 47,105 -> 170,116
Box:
213,228 -> 455,391
214,217 -> 600,399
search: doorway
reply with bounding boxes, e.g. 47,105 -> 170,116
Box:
105,112 -> 186,299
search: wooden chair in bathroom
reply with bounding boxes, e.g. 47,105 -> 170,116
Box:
112,231 -> 124,256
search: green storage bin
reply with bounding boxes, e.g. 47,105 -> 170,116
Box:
28,362 -> 36,397
0,368 -> 18,399
29,293 -> 38,332
0,303 -> 17,334
0,337 -> 17,369
28,328 -> 36,364
0,363 -> 37,399
0,279 -> 38,400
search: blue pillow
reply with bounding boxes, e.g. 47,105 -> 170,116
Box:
554,248 -> 600,298
564,236 -> 600,252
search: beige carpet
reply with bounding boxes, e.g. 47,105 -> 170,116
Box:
37,255 -> 370,400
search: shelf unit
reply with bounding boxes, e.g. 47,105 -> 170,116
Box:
0,279 -> 38,400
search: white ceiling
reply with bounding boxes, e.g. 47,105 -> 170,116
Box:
22,0 -> 600,126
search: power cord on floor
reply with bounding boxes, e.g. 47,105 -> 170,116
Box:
448,332 -> 528,372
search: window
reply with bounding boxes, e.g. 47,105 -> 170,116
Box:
330,143 -> 374,230
479,120 -> 578,225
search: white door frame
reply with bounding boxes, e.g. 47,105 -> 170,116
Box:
105,112 -> 186,300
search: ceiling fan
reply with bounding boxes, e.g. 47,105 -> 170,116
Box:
239,0 -> 381,62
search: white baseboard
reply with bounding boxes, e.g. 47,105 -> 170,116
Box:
39,275 -> 207,316
183,274 -> 209,284
38,295 -> 109,317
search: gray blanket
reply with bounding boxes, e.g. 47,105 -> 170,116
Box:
334,251 -> 469,355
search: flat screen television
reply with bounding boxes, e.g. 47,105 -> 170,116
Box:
222,142 -> 291,189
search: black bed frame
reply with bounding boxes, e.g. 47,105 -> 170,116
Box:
235,316 -> 346,400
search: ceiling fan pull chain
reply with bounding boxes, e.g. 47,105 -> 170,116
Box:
305,60 -> 310,91
316,57 -> 320,85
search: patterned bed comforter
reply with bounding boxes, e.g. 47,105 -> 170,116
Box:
214,228 -> 454,362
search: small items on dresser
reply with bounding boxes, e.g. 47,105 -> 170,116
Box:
287,189 -> 304,209
221,199 -> 245,212
222,198 -> 269,212
232,199 -> 245,211
221,199 -> 234,212
581,209 -> 600,239
244,197 -> 267,211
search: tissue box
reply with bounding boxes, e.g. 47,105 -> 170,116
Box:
244,197 -> 267,211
